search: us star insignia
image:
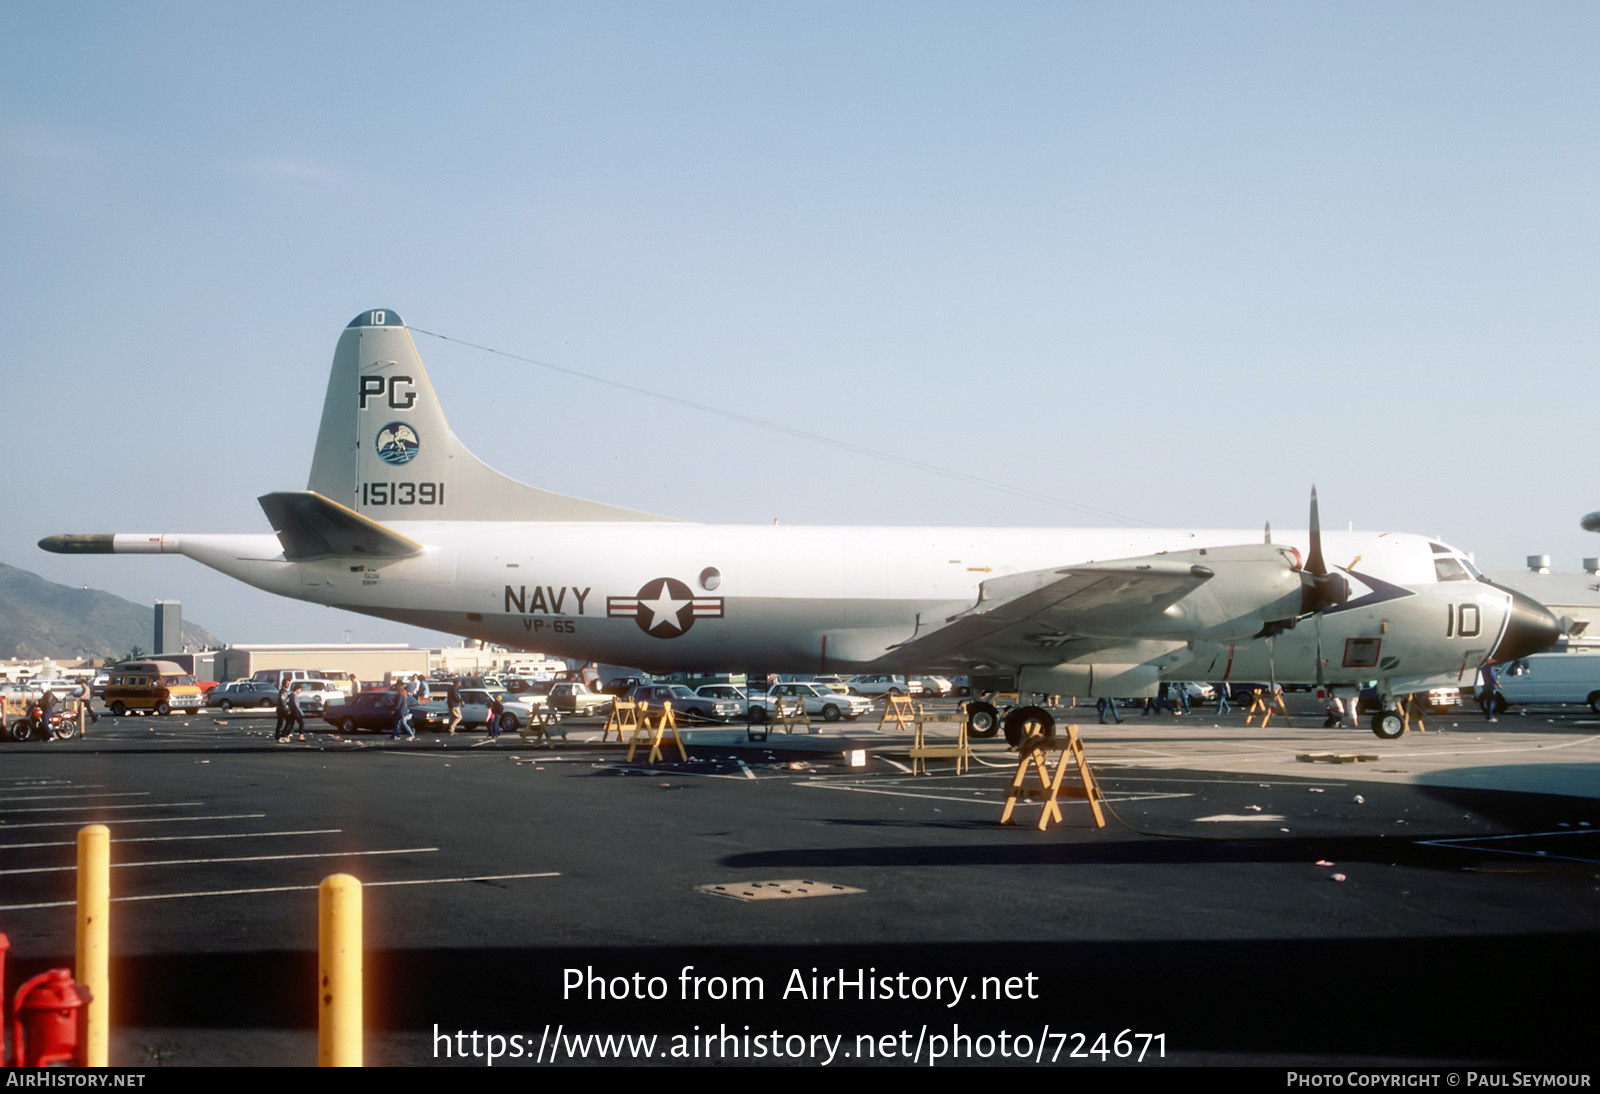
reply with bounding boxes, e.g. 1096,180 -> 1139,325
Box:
608,577 -> 724,638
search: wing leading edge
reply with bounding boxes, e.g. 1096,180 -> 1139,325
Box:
878,543 -> 1305,670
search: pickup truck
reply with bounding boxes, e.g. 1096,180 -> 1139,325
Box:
547,681 -> 612,716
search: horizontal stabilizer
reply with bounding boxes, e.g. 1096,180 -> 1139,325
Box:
258,491 -> 422,561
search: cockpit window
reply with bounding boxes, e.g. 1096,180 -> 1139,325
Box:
1434,557 -> 1473,582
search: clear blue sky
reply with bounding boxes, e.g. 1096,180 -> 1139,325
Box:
4,2 -> 1597,647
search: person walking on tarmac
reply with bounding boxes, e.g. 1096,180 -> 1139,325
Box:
1480,660 -> 1503,723
286,684 -> 307,741
275,683 -> 292,742
487,691 -> 506,738
390,682 -> 415,740
1096,697 -> 1124,724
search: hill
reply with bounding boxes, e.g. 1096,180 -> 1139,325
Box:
0,562 -> 221,661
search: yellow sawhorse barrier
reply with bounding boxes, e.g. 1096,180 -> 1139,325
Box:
999,724 -> 1106,830
1243,687 -> 1293,727
770,697 -> 813,734
627,701 -> 688,762
516,708 -> 567,747
878,693 -> 918,732
602,699 -> 640,742
909,707 -> 969,775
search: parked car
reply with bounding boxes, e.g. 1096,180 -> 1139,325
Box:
1490,653 -> 1600,714
696,683 -> 751,711
322,692 -> 433,734
1357,685 -> 1460,715
846,674 -> 923,698
548,681 -> 612,716
626,683 -> 742,722
601,676 -> 653,697
748,682 -> 873,722
454,688 -> 543,731
207,680 -> 282,711
102,661 -> 203,716
287,678 -> 351,714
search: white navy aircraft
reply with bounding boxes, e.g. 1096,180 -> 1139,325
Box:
43,309 -> 1560,740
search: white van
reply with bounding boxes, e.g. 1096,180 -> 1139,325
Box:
1493,653 -> 1600,713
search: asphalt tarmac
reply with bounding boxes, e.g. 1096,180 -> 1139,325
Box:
1,696 -> 1596,1068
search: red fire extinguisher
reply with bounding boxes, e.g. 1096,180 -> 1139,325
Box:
11,968 -> 91,1067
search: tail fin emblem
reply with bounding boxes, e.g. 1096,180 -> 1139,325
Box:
375,423 -> 420,466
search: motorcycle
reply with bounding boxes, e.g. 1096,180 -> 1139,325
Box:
9,703 -> 82,741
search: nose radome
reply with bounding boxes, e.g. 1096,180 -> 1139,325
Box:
1494,589 -> 1563,661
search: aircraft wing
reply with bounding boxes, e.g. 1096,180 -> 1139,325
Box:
876,544 -> 1304,669
257,491 -> 423,561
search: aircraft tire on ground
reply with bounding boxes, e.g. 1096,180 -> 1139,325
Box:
1372,710 -> 1406,739
822,704 -> 842,722
965,701 -> 999,738
1002,705 -> 1055,748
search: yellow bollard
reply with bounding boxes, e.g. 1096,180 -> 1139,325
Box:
76,824 -> 109,1067
318,874 -> 363,1066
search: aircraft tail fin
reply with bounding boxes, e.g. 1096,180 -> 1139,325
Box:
308,309 -> 675,523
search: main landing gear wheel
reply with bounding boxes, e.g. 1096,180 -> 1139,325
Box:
965,701 -> 999,739
1371,710 -> 1405,739
1002,705 -> 1055,749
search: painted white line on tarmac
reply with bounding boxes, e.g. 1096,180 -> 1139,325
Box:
0,801 -> 205,815
1418,828 -> 1600,865
0,846 -> 438,875
0,872 -> 562,911
0,813 -> 268,832
0,828 -> 342,851
0,792 -> 148,803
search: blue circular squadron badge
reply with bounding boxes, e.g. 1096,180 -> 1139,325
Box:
375,422 -> 420,465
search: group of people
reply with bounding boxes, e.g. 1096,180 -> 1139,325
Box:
274,682 -> 306,742
386,674 -> 502,740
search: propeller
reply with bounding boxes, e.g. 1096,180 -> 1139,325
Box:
1299,487 -> 1351,687
1300,487 -> 1351,614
